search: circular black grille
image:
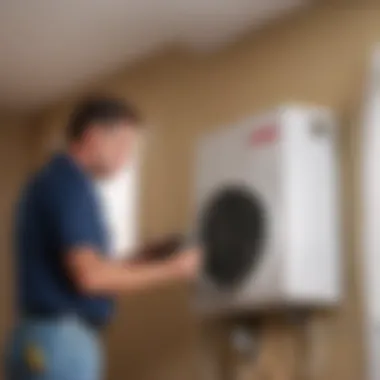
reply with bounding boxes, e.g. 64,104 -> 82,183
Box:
199,186 -> 267,289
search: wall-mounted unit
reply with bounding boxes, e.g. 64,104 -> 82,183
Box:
193,105 -> 342,316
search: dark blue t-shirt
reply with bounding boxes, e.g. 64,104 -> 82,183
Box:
15,154 -> 113,325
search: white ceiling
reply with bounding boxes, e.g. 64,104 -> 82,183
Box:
0,0 -> 309,112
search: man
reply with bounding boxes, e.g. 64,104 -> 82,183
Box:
5,97 -> 200,380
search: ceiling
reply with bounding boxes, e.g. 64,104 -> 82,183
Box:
0,0 -> 310,112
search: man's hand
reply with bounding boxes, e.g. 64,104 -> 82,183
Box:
137,234 -> 184,261
170,247 -> 202,281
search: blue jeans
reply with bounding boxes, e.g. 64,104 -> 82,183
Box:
5,316 -> 103,380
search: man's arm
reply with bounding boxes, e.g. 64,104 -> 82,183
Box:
65,245 -> 200,296
50,181 -> 199,297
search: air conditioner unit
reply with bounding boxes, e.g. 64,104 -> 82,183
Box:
193,105 -> 342,316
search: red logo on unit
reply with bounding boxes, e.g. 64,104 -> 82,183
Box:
250,124 -> 278,146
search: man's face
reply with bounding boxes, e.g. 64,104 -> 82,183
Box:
87,122 -> 137,178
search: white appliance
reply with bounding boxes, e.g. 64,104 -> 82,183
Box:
194,105 -> 341,316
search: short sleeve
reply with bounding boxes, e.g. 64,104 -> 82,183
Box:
47,180 -> 99,253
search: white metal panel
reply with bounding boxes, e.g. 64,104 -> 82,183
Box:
283,107 -> 341,303
195,112 -> 283,312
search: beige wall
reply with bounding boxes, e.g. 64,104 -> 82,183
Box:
31,5 -> 380,380
0,116 -> 33,377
